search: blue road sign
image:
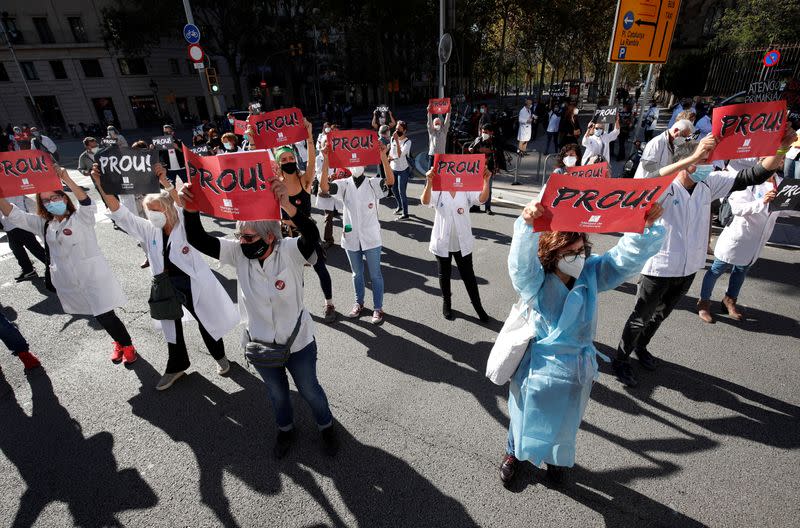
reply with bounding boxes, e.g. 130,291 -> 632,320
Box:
183,24 -> 201,44
623,11 -> 634,30
618,46 -> 627,59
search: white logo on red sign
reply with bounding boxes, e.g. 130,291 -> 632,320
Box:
275,280 -> 285,290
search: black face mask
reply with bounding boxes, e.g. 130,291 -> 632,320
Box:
396,130 -> 404,137
241,238 -> 270,259
280,162 -> 298,174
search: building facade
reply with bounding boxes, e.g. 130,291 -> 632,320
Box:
0,0 -> 238,134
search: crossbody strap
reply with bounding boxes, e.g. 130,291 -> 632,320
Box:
43,220 -> 51,264
284,311 -> 305,349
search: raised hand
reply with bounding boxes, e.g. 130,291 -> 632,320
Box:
645,202 -> 664,227
522,201 -> 544,225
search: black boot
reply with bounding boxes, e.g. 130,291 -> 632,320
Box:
442,297 -> 454,320
464,280 -> 489,322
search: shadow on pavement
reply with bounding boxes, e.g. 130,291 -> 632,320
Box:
0,369 -> 158,528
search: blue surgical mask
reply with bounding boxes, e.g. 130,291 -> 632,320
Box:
594,129 -> 604,137
690,165 -> 713,183
45,201 -> 67,216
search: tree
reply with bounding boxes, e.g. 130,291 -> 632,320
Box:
712,0 -> 800,49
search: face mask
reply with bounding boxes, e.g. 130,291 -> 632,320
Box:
109,131 -> 117,138
381,134 -> 390,141
222,141 -> 232,150
672,134 -> 686,146
557,254 -> 585,279
241,238 -> 270,259
91,146 -> 99,154
280,162 -> 298,174
434,124 -> 441,131
480,108 -> 485,114
481,133 -> 490,141
563,155 -> 577,167
690,165 -> 712,183
349,166 -> 365,178
396,130 -> 404,137
148,210 -> 167,230
573,108 -> 579,115
33,132 -> 41,138
324,127 -> 331,134
45,201 -> 67,216
594,129 -> 604,137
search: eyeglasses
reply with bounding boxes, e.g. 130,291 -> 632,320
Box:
40,195 -> 65,205
560,244 -> 592,262
234,233 -> 260,243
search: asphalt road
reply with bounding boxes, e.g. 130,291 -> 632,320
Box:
0,168 -> 798,527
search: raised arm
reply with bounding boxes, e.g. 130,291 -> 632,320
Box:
59,166 -> 88,201
155,163 -> 181,206
729,128 -> 797,193
90,163 -> 120,211
380,142 -> 395,187
319,148 -> 332,195
388,112 -> 397,129
655,135 -> 716,177
508,202 -> 547,307
302,119 -> 316,188
478,167 -> 492,204
421,169 -> 434,205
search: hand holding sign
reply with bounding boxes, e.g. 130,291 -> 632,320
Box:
644,202 -> 664,227
522,201 -> 545,225
432,154 -> 486,192
0,150 -> 61,197
429,98 -> 451,115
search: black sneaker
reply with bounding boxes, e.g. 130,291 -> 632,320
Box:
321,423 -> 339,456
612,358 -> 638,388
273,429 -> 296,459
500,454 -> 518,487
486,210 -> 495,216
443,299 -> 454,320
15,270 -> 37,282
634,348 -> 660,371
545,464 -> 569,486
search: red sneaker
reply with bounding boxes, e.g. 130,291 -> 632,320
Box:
17,351 -> 41,370
111,342 -> 124,363
121,345 -> 138,365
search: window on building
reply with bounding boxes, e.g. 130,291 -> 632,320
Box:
32,17 -> 55,44
67,16 -> 88,43
49,60 -> 67,79
169,58 -> 181,75
20,61 -> 39,80
2,17 -> 24,44
0,63 -> 9,82
118,58 -> 147,75
80,59 -> 103,78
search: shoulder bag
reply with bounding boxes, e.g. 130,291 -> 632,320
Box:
244,312 -> 304,368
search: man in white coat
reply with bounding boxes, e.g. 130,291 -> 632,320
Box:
517,98 -> 534,156
634,119 -> 695,179
614,129 -> 796,387
581,116 -> 620,165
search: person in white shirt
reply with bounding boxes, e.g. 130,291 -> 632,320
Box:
581,116 -> 620,165
180,176 -> 338,459
217,132 -> 243,155
105,126 -> 128,148
634,119 -> 695,178
29,127 -> 58,161
545,107 -> 561,154
0,194 -> 47,281
155,124 -> 185,185
389,121 -> 413,219
697,173 -> 799,322
643,104 -> 659,142
320,144 -> 395,325
420,166 -> 493,322
517,98 -> 534,155
427,104 -> 451,169
614,129 -> 796,387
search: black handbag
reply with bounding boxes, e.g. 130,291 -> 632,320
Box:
244,312 -> 304,368
148,241 -> 186,320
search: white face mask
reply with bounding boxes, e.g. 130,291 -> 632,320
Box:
349,166 -> 365,178
148,210 -> 167,230
324,127 -> 331,134
673,135 -> 687,146
573,108 -> 579,115
563,155 -> 577,167
433,124 -> 441,131
594,128 -> 604,137
222,141 -> 232,150
481,133 -> 490,141
91,146 -> 99,155
557,254 -> 585,279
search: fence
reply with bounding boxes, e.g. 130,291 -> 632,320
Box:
704,43 -> 800,100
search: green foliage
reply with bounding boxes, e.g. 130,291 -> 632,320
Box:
712,0 -> 800,49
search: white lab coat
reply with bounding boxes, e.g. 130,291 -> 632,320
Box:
714,178 -> 799,266
581,127 -> 619,165
314,152 -> 342,212
335,176 -> 386,252
517,106 -> 533,142
109,204 -> 239,344
642,172 -> 736,277
427,191 -> 483,258
7,201 -> 127,316
634,130 -> 674,179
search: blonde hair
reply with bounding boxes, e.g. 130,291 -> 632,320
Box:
142,191 -> 180,229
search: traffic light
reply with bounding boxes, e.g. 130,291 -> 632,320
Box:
205,68 -> 220,94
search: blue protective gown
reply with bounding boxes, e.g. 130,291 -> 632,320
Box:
507,217 -> 666,467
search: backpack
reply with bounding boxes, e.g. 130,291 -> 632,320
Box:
717,195 -> 735,227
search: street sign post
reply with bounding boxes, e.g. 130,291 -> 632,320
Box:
608,0 -> 681,64
183,24 -> 201,44
188,44 -> 205,63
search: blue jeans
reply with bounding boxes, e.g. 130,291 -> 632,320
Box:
784,156 -> 800,180
345,246 -> 384,309
393,167 -> 411,216
254,340 -> 333,431
0,312 -> 28,355
700,258 -> 750,300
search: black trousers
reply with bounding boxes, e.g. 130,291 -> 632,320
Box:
6,228 -> 46,274
617,273 -> 696,359
95,310 -> 133,347
436,251 -> 483,308
166,276 -> 225,374
616,133 -> 630,160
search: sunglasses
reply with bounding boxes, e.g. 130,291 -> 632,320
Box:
234,233 -> 260,243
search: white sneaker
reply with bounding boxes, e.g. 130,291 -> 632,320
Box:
156,371 -> 185,391
216,357 -> 231,376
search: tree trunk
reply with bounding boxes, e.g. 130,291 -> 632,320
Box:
498,6 -> 508,97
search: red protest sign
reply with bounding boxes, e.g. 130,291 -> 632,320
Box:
432,154 -> 485,192
233,120 -> 248,136
182,146 -> 280,221
327,129 -> 380,168
564,162 -> 610,178
429,97 -> 451,115
247,107 -> 306,150
0,150 -> 61,197
534,172 -> 674,233
710,100 -> 787,161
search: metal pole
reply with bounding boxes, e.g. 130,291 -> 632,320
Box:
633,63 -> 653,141
182,0 -> 215,121
438,0 -> 445,98
608,63 -> 620,106
0,22 -> 43,127
511,152 -> 521,185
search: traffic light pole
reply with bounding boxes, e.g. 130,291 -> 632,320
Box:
182,0 -> 218,119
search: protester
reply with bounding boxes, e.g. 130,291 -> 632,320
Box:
106,126 -> 128,148
667,97 -> 695,128
314,127 -> 342,247
500,199 -> 665,487
0,309 -> 41,371
0,166 -> 137,365
633,119 -> 695,178
643,103 -> 659,142
389,120 -> 413,219
467,124 -> 499,215
1,195 -> 47,281
622,140 -> 644,178
558,102 -> 581,152
12,126 -> 28,150
319,144 -> 395,325
218,132 -> 242,154
786,134 -> 800,179
615,103 -> 634,161
581,116 -> 620,165
552,144 -> 580,174
545,105 -> 561,154
697,173 -> 799,323
614,129 -> 796,387
207,128 -> 222,151
180,175 -> 338,459
427,103 -> 451,169
77,137 -> 99,176
532,99 -> 546,140
156,124 -> 185,185
694,109 -> 712,138
29,127 -> 58,161
371,105 -> 396,131
477,104 -> 492,134
517,98 -> 534,156
420,166 -> 492,321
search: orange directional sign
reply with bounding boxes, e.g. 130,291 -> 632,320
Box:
608,0 -> 682,63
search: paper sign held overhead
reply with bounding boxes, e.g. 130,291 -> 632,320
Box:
564,162 -> 611,178
247,107 -> 306,150
151,135 -> 175,151
709,100 -> 787,161
608,0 -> 682,64
0,150 -> 61,198
594,107 -> 618,124
327,130 -> 381,168
96,147 -> 159,195
429,98 -> 451,115
769,178 -> 800,212
432,154 -> 485,192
